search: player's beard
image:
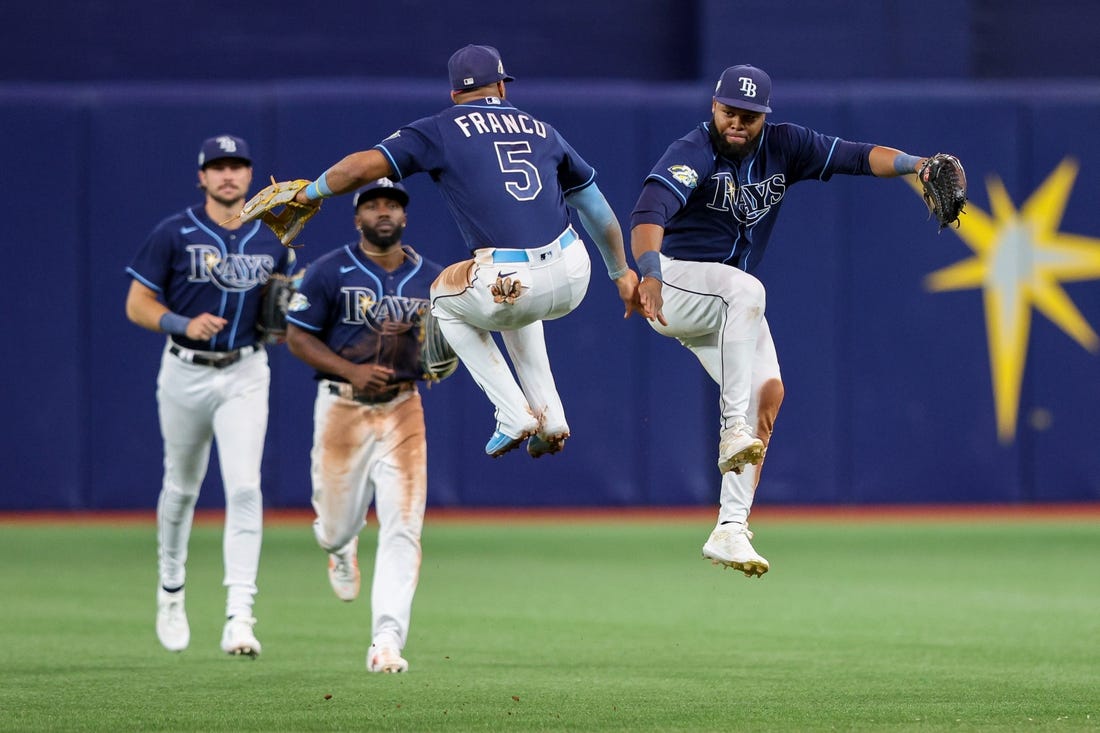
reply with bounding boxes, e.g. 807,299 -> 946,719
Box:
360,222 -> 406,249
206,187 -> 246,209
708,117 -> 757,162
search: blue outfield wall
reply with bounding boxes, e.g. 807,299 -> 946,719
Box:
3,79 -> 1100,511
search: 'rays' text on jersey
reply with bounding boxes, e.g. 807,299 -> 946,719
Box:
341,288 -> 427,332
186,244 -> 275,292
453,111 -> 547,139
709,172 -> 786,225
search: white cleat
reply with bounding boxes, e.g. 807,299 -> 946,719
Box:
221,616 -> 262,658
702,525 -> 770,578
156,588 -> 190,652
367,643 -> 409,674
328,537 -> 361,602
717,419 -> 765,475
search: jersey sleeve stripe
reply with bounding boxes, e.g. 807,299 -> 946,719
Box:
126,267 -> 163,293
819,137 -> 840,180
373,145 -> 404,180
285,314 -> 321,332
561,170 -> 596,197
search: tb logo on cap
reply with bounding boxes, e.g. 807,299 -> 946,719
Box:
739,77 -> 758,98
215,135 -> 239,153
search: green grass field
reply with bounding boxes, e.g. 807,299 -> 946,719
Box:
1,514 -> 1097,732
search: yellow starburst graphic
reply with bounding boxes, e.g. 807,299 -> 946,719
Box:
917,158 -> 1100,443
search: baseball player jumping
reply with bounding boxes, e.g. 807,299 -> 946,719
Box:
631,66 -> 963,577
126,135 -> 296,655
288,44 -> 642,459
285,180 -> 443,674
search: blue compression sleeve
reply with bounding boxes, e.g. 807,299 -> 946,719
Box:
893,153 -> 922,175
566,183 -> 628,279
159,312 -> 190,336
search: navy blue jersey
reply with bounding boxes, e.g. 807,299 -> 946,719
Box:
127,204 -> 296,351
634,121 -> 874,272
375,96 -> 596,252
286,244 -> 443,384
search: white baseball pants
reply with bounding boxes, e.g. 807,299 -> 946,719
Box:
309,384 -> 426,652
650,256 -> 785,524
155,339 -> 268,619
430,227 -> 592,439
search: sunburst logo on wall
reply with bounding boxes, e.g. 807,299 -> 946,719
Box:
916,158 -> 1100,444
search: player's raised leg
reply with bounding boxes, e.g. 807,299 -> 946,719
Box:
707,320 -> 783,577
309,385 -> 377,602
656,258 -> 766,475
499,322 -> 570,458
430,269 -> 539,455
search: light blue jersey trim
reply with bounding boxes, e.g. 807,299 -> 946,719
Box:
126,266 -> 162,293
285,314 -> 320,332
561,170 -> 596,197
820,137 -> 840,180
186,209 -> 230,348
394,253 -> 424,296
227,221 -> 265,349
374,146 -> 403,180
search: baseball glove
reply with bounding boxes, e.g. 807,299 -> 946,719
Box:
240,178 -> 320,248
918,153 -> 967,230
418,307 -> 459,382
256,270 -> 304,344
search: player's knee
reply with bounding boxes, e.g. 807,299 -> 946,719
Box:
225,484 -> 262,510
740,276 -> 767,314
317,526 -> 356,553
161,480 -> 200,503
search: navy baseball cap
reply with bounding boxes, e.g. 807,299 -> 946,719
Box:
448,44 -> 515,91
714,65 -> 772,113
353,178 -> 409,208
198,134 -> 251,168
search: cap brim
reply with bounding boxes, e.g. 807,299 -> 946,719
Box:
354,190 -> 409,208
714,96 -> 771,113
201,156 -> 251,169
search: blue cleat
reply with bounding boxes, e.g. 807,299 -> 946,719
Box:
485,430 -> 525,457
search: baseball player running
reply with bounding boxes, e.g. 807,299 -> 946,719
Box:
125,135 -> 296,656
289,44 -> 642,459
631,65 -> 960,577
285,180 -> 442,674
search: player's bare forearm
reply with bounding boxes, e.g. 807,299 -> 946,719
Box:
125,281 -> 169,332
125,280 -> 226,338
287,325 -> 349,375
630,223 -> 664,262
286,325 -> 394,391
869,146 -> 926,178
294,150 -> 395,205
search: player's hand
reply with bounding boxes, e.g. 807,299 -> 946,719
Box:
637,276 -> 667,326
613,269 -> 643,319
346,363 -> 396,393
184,313 -> 228,341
